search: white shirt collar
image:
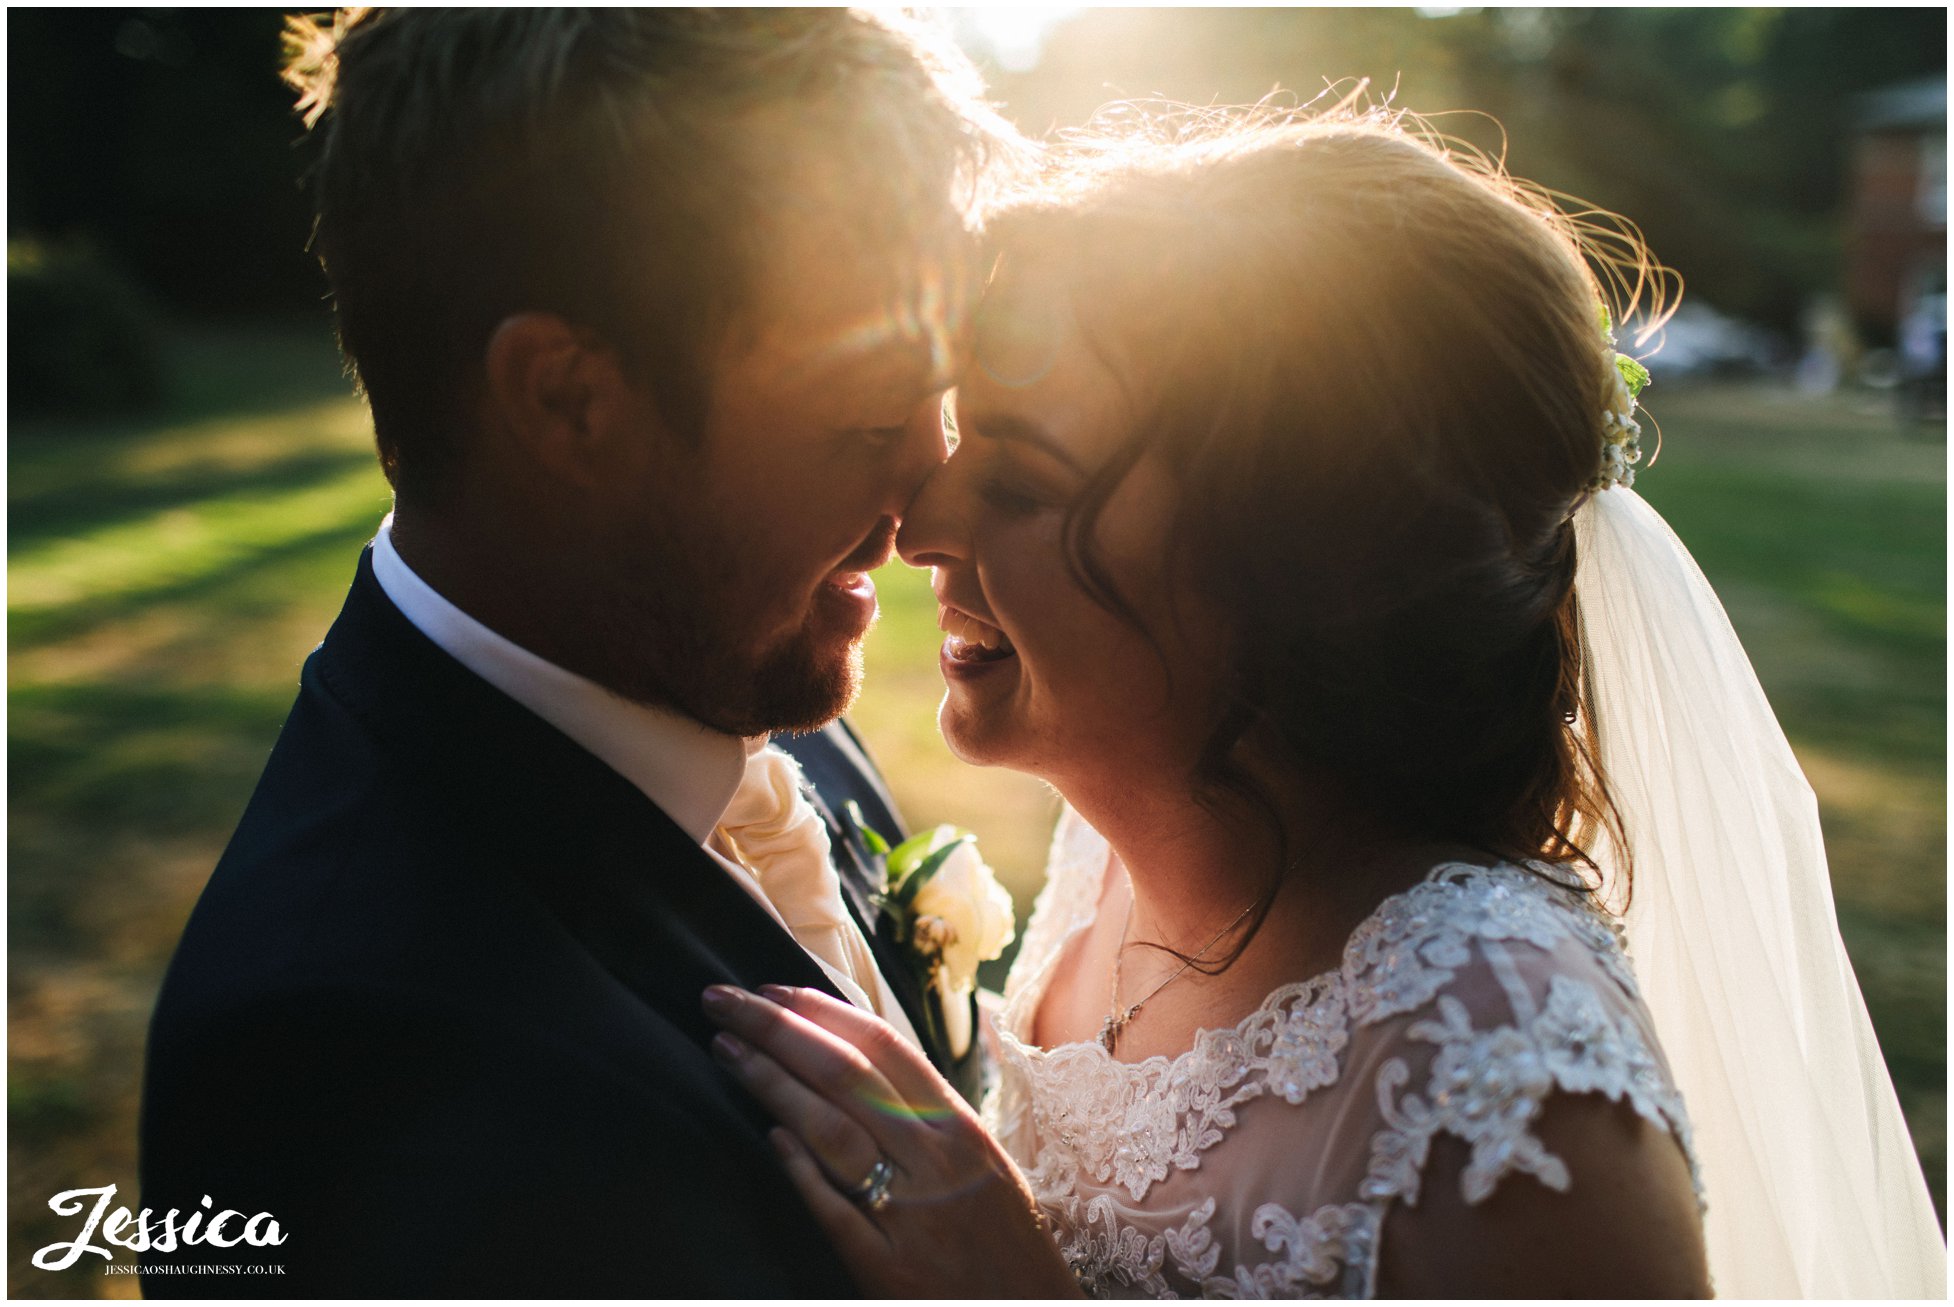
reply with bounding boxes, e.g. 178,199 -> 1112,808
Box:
369,514 -> 746,845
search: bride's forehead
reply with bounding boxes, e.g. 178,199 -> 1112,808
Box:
970,271 -> 1077,391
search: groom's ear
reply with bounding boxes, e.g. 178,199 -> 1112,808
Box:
482,312 -> 650,487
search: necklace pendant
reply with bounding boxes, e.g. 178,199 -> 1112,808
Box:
1098,1013 -> 1122,1053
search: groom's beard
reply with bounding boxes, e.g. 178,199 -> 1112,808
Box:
741,622 -> 867,736
580,516 -> 875,737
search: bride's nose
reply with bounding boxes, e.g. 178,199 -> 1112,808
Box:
896,456 -> 968,568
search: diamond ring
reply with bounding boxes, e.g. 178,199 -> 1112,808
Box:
848,1157 -> 895,1212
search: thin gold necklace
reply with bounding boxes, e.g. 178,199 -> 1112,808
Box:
1099,894 -> 1257,1054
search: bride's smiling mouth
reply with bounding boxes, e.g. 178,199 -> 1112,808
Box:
937,601 -> 1017,671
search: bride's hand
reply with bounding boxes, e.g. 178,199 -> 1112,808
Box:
701,983 -> 1082,1299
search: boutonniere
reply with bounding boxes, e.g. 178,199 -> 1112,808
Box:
847,804 -> 1015,1061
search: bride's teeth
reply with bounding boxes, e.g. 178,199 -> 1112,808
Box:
936,604 -> 1016,659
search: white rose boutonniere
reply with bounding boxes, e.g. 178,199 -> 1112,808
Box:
847,805 -> 1015,1061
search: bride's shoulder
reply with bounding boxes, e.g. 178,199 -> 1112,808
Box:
1335,861 -> 1709,1294
1338,861 -> 1684,1138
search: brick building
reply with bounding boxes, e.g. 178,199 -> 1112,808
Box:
1845,78 -> 1945,343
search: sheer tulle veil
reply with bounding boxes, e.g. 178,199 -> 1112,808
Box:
1574,485 -> 1945,1297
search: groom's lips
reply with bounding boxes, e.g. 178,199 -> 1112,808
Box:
815,521 -> 899,634
818,569 -> 879,632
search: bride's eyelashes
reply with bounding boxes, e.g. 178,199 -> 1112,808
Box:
978,473 -> 1060,518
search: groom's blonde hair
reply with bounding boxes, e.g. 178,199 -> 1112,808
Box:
281,8 -> 1016,505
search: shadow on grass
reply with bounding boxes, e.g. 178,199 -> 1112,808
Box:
13,682 -> 297,815
12,512 -> 383,650
10,447 -> 377,552
11,678 -> 304,960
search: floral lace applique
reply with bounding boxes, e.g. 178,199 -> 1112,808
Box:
993,846 -> 1699,1299
1362,974 -> 1701,1209
1002,863 -> 1649,1205
1056,1195 -> 1381,1301
1065,1194 -> 1177,1298
1165,1197 -> 1222,1282
1019,1029 -> 1262,1200
1207,1201 -> 1379,1299
1341,863 -> 1594,1026
1534,974 -> 1702,1202
1361,995 -> 1569,1206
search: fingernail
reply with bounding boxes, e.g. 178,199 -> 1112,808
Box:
711,1031 -> 748,1062
702,985 -> 743,1015
757,984 -> 793,1004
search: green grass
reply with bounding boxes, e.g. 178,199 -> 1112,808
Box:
7,335 -> 1943,1296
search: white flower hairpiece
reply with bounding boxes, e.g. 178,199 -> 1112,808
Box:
1592,306 -> 1651,492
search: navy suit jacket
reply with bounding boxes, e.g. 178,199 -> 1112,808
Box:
138,549 -> 976,1297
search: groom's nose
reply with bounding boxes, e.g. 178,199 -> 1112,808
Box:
884,392 -> 955,521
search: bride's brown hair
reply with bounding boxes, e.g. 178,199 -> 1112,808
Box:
987,99 -> 1675,933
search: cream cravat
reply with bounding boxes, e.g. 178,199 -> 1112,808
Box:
716,745 -> 891,1018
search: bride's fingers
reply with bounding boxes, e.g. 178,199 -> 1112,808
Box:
768,1128 -> 896,1267
703,986 -> 922,1149
758,984 -> 958,1113
710,1033 -> 889,1198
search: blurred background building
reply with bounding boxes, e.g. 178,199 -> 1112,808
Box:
1849,76 -> 1946,335
1846,76 -> 1947,417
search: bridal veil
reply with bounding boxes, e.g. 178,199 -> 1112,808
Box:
1574,485 -> 1944,1297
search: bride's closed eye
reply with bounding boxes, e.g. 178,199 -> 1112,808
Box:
978,472 -> 1061,518
957,414 -> 1085,519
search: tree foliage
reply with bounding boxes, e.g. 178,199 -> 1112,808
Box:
6,8 -> 1944,332
989,7 -> 1946,333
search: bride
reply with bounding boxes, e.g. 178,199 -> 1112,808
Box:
700,106 -> 1944,1297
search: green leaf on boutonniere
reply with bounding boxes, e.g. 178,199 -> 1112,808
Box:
886,825 -> 955,880
845,800 -> 891,858
888,831 -> 976,909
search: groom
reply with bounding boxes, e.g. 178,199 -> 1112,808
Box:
139,10 -> 1007,1297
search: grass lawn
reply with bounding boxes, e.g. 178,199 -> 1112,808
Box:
8,328 -> 1943,1296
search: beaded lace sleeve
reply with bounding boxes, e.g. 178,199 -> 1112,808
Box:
985,815 -> 1701,1299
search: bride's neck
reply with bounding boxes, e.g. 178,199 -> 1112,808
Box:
1066,784 -> 1258,948
1057,764 -> 1450,961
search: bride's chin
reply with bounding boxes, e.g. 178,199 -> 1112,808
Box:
936,696 -> 1009,768
936,699 -> 980,763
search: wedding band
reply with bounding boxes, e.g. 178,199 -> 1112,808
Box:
848,1157 -> 895,1212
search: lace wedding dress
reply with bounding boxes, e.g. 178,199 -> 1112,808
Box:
983,807 -> 1701,1298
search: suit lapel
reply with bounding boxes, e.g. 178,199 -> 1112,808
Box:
782,730 -> 954,1075
800,782 -> 885,939
499,798 -> 845,1050
315,550 -> 850,1051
